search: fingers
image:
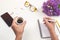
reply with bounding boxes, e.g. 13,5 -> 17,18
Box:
23,21 -> 26,28
43,18 -> 49,25
43,17 -> 53,20
12,17 -> 26,29
43,17 -> 55,25
19,21 -> 26,28
43,17 -> 52,24
11,16 -> 18,27
13,16 -> 18,24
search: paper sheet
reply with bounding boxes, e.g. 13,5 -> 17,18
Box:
40,23 -> 51,38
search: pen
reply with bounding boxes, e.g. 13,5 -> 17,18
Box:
48,20 -> 56,23
48,20 -> 60,28
48,20 -> 60,33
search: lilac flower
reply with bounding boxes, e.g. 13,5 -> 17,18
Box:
42,0 -> 60,16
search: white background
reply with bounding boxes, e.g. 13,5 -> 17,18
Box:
0,0 -> 60,40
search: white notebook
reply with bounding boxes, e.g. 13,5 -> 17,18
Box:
38,20 -> 60,38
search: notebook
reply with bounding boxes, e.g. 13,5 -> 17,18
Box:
38,20 -> 60,38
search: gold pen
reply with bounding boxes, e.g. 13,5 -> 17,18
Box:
48,20 -> 60,28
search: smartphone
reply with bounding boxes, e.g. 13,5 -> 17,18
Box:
1,12 -> 13,27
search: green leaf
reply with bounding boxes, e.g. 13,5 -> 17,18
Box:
58,4 -> 60,8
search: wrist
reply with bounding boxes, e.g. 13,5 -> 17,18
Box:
49,29 -> 55,34
48,27 -> 55,32
15,36 -> 22,40
16,35 -> 22,40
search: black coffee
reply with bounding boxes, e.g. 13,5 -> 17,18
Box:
17,18 -> 23,23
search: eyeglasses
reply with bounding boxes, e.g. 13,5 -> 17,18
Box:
24,1 -> 37,12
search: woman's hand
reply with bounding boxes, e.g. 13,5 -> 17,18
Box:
43,17 -> 58,40
11,17 -> 26,40
43,17 -> 55,31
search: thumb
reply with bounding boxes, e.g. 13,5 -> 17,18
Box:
44,19 -> 49,25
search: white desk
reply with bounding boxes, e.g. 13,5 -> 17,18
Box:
0,0 -> 60,40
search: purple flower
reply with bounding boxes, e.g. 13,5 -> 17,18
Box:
42,0 -> 60,16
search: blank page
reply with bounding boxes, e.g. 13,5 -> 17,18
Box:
40,23 -> 51,38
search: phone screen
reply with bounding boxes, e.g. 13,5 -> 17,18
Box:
1,12 -> 13,27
